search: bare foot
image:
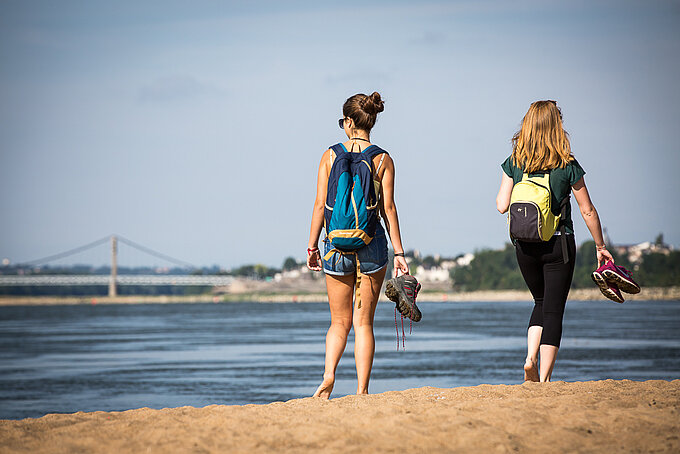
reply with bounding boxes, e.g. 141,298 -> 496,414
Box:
524,358 -> 539,382
313,375 -> 335,399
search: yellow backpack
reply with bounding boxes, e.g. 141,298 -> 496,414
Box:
508,173 -> 560,242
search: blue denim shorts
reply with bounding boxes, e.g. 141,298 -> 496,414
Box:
322,223 -> 388,276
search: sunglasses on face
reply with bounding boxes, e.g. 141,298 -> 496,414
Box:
338,118 -> 345,129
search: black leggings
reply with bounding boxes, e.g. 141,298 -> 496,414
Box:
515,235 -> 576,348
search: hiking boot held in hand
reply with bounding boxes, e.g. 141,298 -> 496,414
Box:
385,275 -> 422,321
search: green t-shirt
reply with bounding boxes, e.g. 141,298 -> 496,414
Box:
501,156 -> 585,234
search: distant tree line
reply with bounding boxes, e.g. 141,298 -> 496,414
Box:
451,241 -> 680,291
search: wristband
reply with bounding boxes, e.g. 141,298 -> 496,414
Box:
394,252 -> 405,257
596,245 -> 607,251
307,247 -> 319,255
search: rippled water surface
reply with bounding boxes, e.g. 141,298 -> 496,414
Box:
1,299 -> 679,419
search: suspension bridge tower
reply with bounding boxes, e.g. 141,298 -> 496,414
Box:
109,235 -> 117,297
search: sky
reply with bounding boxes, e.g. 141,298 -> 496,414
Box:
1,0 -> 679,269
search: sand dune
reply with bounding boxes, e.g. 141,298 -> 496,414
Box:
1,379 -> 678,453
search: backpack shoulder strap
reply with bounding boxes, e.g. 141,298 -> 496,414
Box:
376,153 -> 386,172
364,146 -> 388,178
364,145 -> 388,159
364,146 -> 388,168
330,143 -> 345,154
329,143 -> 345,167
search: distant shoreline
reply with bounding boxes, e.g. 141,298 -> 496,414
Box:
0,286 -> 678,305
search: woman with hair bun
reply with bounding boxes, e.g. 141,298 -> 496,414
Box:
496,100 -> 614,382
306,92 -> 409,398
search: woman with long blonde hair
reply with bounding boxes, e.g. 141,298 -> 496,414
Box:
496,100 -> 614,382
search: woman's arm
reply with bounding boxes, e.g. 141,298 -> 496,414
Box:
379,155 -> 409,276
306,150 -> 330,271
496,173 -> 513,214
572,177 -> 614,266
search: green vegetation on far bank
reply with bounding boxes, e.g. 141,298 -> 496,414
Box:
2,237 -> 677,297
451,240 -> 680,292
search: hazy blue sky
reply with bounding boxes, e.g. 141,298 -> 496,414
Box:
1,0 -> 679,269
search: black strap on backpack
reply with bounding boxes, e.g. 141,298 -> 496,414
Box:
558,196 -> 570,264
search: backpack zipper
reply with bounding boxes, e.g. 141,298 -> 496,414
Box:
527,180 -> 549,191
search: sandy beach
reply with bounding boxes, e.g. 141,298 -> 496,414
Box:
1,379 -> 678,453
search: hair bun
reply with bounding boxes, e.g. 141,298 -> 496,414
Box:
342,92 -> 384,131
362,92 -> 384,115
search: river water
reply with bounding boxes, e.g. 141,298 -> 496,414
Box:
1,299 -> 679,420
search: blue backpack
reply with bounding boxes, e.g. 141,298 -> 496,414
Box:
324,143 -> 387,251
323,143 -> 388,306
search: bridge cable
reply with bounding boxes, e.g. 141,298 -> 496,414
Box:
19,236 -> 111,266
116,235 -> 196,269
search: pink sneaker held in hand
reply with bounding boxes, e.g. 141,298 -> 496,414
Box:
600,262 -> 641,294
592,263 -> 625,303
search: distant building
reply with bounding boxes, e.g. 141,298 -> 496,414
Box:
274,264 -> 314,282
613,241 -> 674,264
414,265 -> 450,282
413,254 -> 474,283
455,253 -> 475,267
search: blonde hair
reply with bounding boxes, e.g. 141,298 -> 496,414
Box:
511,100 -> 573,172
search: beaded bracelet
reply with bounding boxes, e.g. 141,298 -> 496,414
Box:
596,245 -> 607,251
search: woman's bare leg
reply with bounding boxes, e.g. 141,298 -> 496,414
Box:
313,273 -> 355,399
539,345 -> 559,382
524,326 -> 542,382
353,267 -> 387,395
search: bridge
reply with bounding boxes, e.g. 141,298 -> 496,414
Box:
0,275 -> 234,286
0,235 -> 232,295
